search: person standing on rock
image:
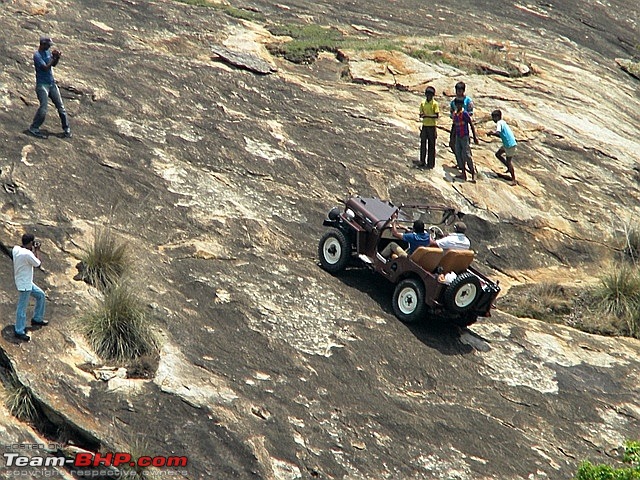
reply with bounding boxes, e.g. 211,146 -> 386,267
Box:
28,36 -> 71,139
452,98 -> 478,182
449,81 -> 474,158
12,233 -> 47,342
416,86 -> 439,169
488,109 -> 518,186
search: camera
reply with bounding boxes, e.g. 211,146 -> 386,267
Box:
33,241 -> 41,248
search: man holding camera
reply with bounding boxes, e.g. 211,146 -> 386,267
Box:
12,234 -> 47,342
28,36 -> 71,139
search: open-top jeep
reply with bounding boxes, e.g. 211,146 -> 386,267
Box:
318,196 -> 500,326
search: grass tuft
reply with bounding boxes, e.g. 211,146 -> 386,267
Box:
80,227 -> 130,291
621,224 -> 640,264
3,374 -> 37,422
80,283 -> 159,362
589,263 -> 640,338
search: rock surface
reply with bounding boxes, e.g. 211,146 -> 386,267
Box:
0,0 -> 639,479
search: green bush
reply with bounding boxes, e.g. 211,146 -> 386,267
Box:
267,24 -> 343,63
80,227 -> 130,291
80,283 -> 158,362
575,441 -> 640,479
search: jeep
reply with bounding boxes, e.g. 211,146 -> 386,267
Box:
318,196 -> 500,326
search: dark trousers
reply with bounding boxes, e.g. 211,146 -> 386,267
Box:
420,126 -> 437,168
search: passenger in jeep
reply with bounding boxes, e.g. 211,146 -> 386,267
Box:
436,221 -> 470,250
381,214 -> 432,259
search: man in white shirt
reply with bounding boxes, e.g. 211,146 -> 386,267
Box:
436,222 -> 471,250
12,233 -> 47,341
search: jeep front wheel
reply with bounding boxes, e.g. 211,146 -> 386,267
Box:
318,228 -> 351,273
443,272 -> 481,313
392,278 -> 426,323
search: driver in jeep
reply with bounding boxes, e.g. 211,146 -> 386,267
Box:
380,213 -> 432,260
435,221 -> 470,250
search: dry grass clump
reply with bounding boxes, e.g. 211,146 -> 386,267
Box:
2,373 -> 37,422
588,263 -> 640,338
80,283 -> 159,362
408,37 -> 529,77
80,227 -> 130,291
500,282 -> 572,322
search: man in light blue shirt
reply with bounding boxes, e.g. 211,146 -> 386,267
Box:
29,36 -> 71,139
489,109 -> 518,186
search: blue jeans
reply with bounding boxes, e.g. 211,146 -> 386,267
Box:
15,284 -> 46,335
30,83 -> 69,131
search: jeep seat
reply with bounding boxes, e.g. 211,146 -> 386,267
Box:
409,247 -> 445,272
438,249 -> 475,274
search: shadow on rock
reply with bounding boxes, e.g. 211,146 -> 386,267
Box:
1,325 -> 25,345
325,265 -> 483,355
404,319 -> 475,356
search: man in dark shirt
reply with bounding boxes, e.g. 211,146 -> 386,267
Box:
28,36 -> 71,139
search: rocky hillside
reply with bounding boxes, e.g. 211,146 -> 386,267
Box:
0,0 -> 639,478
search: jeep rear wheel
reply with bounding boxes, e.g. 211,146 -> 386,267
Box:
319,228 -> 351,273
392,278 -> 426,323
443,272 -> 481,313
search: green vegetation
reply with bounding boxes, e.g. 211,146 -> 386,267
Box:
80,283 -> 159,362
3,373 -> 37,422
267,24 -> 344,64
80,227 -> 130,291
575,440 -> 640,479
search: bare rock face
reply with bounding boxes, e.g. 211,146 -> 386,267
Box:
0,0 -> 639,479
617,58 -> 640,79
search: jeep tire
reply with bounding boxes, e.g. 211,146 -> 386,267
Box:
443,272 -> 481,313
319,228 -> 351,273
392,278 -> 426,323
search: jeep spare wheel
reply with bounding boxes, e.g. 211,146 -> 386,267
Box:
392,278 -> 426,323
319,228 -> 351,273
443,272 -> 481,313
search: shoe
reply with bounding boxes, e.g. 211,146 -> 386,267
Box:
63,128 -> 72,138
31,319 -> 49,326
454,174 -> 466,181
29,127 -> 46,139
14,332 -> 30,342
